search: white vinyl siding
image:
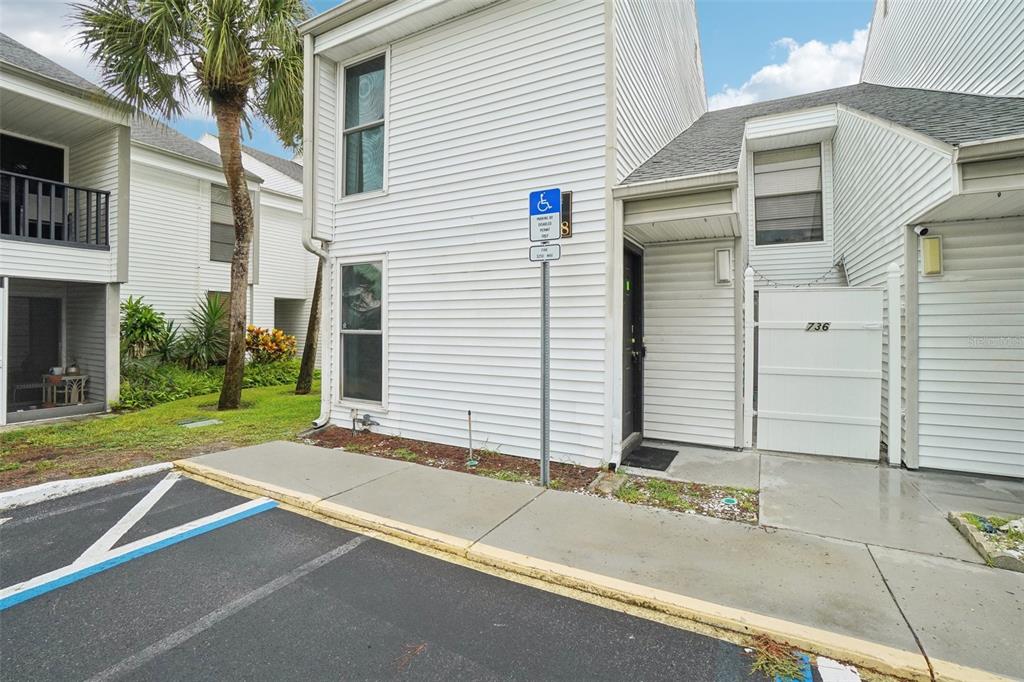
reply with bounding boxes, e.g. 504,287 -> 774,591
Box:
65,283 -> 107,402
123,160 -> 311,335
861,0 -> 1024,97
831,106 -> 954,450
68,127 -> 120,257
746,141 -> 842,287
643,240 -> 736,448
324,0 -> 609,466
612,0 -> 705,181
314,57 -> 338,241
917,218 -> 1024,478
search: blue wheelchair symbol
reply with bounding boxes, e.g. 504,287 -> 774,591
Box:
529,188 -> 561,216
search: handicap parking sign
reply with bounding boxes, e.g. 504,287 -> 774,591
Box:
529,188 -> 561,242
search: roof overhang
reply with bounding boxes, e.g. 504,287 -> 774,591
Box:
613,169 -> 738,200
305,0 -> 498,62
616,170 -> 740,245
954,134 -> 1024,163
744,104 -> 837,152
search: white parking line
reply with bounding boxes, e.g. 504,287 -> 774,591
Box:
75,473 -> 180,565
86,536 -> 367,682
0,497 -> 276,611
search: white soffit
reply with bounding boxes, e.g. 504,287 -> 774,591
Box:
915,188 -> 1024,224
314,0 -> 497,61
625,214 -> 739,244
744,105 -> 838,152
624,188 -> 739,244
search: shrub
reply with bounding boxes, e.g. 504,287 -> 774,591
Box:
180,296 -> 228,370
246,325 -> 297,364
120,296 -> 166,359
115,359 -> 311,410
153,320 -> 183,364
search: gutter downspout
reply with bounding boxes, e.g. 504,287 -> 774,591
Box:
301,33 -> 331,428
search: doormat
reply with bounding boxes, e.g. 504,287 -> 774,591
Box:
621,446 -> 677,471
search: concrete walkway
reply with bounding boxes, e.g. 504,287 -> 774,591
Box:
178,441 -> 1023,682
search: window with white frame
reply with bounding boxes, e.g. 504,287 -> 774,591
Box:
340,261 -> 383,402
342,55 -> 386,196
753,144 -> 823,245
210,184 -> 234,262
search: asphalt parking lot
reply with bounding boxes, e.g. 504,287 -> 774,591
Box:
1,472 -> 770,681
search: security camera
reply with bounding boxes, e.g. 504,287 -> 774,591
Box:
914,226 -> 929,236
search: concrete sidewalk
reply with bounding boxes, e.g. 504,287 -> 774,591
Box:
177,441 -> 1022,682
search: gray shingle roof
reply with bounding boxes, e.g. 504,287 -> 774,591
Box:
132,115 -> 227,168
0,33 -> 260,176
0,32 -> 100,93
241,143 -> 303,183
624,83 -> 1024,185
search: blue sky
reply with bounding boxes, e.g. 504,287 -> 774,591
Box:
4,0 -> 875,159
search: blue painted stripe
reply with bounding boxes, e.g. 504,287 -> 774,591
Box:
0,500 -> 277,611
775,653 -> 813,682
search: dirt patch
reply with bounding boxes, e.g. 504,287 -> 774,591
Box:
614,475 -> 759,524
0,439 -> 242,492
306,427 -> 598,492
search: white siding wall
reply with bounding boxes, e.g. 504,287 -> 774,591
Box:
612,0 -> 705,181
746,140 -> 844,287
917,218 -> 1024,478
643,240 -> 736,447
831,107 -> 954,449
326,0 -> 609,466
314,58 -> 338,242
122,162 -> 207,322
124,161 -> 311,349
861,0 -> 1024,98
65,283 -> 107,401
69,127 -> 121,270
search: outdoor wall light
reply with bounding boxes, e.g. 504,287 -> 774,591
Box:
921,235 -> 943,276
715,248 -> 733,285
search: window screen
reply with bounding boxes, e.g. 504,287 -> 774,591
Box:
340,262 -> 383,402
210,185 -> 234,262
753,144 -> 823,245
342,56 -> 385,196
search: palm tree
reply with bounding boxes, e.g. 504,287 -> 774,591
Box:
74,0 -> 308,409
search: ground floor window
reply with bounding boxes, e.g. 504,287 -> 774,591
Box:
340,261 -> 383,402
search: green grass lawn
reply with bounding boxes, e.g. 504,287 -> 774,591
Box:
1,382 -> 320,491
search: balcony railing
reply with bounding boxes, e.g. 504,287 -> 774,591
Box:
0,170 -> 110,248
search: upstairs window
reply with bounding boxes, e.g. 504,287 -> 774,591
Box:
343,55 -> 386,196
753,144 -> 823,245
210,185 -> 234,262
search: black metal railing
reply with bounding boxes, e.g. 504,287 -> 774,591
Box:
0,170 -> 110,248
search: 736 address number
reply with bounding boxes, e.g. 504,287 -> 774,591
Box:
805,322 -> 831,331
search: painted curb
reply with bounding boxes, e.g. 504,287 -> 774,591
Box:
174,460 -> 1011,682
0,462 -> 173,511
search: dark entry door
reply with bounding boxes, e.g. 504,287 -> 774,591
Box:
622,247 -> 643,441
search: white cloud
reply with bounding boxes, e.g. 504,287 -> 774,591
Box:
709,26 -> 869,110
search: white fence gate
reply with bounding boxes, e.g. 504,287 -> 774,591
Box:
756,288 -> 883,459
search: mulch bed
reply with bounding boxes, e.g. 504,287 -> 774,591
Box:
305,427 -> 599,492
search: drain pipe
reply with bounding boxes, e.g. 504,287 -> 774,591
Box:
301,34 -> 331,429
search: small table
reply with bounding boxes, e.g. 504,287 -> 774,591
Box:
41,374 -> 89,405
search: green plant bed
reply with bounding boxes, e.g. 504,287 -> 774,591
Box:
117,358 -> 318,410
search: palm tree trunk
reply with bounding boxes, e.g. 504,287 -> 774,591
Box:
213,101 -> 254,410
295,257 -> 323,395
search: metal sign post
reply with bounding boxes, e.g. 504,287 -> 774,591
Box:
528,188 -> 561,487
